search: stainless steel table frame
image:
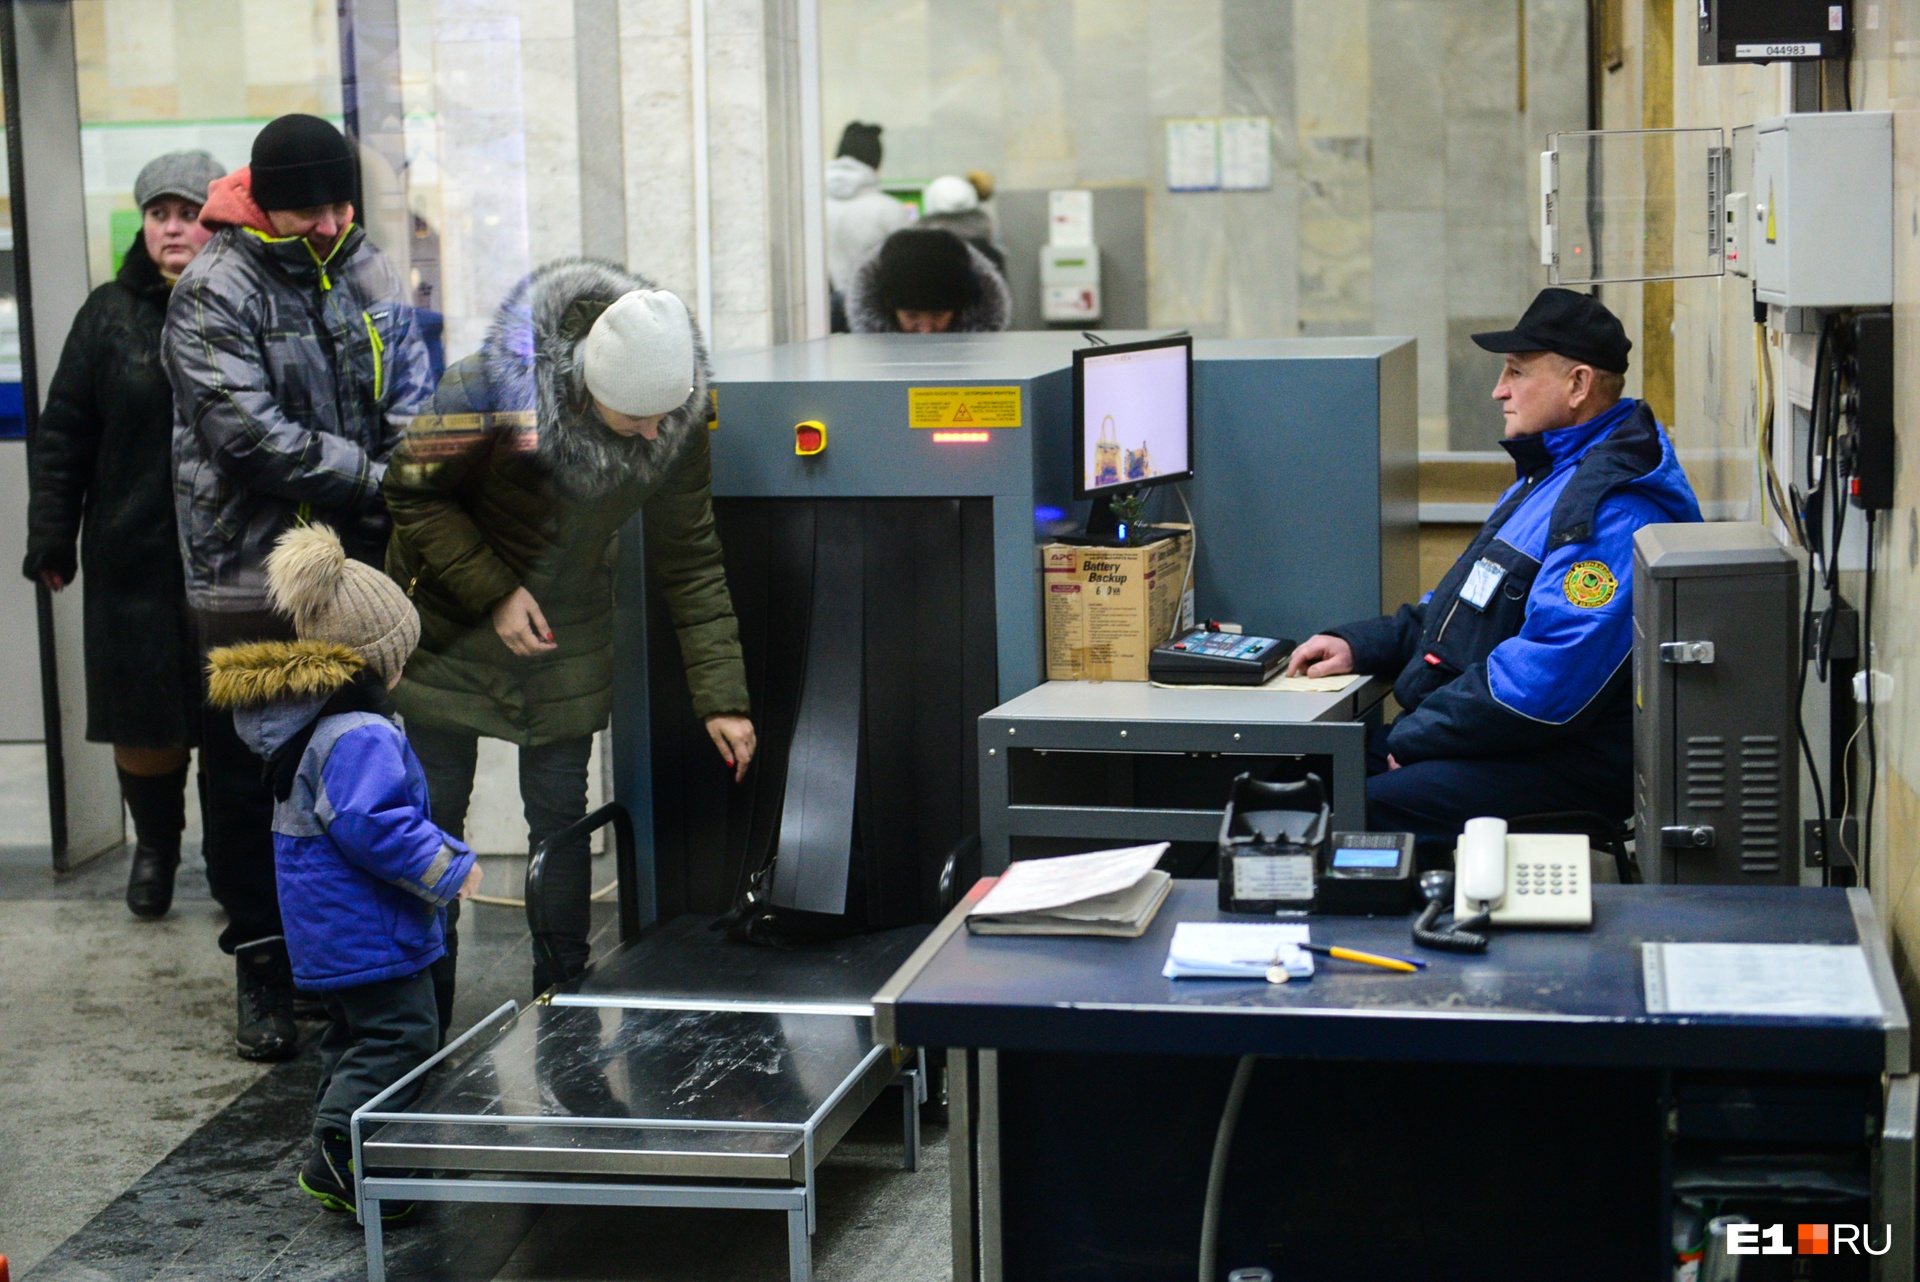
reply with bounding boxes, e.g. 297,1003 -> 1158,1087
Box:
351,999 -> 926,1282
978,677 -> 1388,873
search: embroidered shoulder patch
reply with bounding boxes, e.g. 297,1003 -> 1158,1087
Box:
1563,560 -> 1618,608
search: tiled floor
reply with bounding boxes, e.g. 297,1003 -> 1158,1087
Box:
2,825 -> 951,1281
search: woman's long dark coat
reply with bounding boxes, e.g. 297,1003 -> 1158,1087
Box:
24,235 -> 199,748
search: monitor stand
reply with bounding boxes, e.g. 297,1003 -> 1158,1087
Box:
1061,492 -> 1178,548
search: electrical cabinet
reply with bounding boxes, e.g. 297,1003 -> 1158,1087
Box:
1749,113 -> 1892,308
1541,113 -> 1891,308
1633,523 -> 1801,885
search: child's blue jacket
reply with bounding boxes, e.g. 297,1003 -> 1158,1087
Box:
211,641 -> 476,991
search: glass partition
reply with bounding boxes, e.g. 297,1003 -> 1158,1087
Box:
1547,127 -> 1726,286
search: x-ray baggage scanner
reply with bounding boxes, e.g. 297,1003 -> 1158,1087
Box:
352,334 -> 1414,1282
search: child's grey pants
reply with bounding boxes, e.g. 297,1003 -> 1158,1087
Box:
312,968 -> 440,1144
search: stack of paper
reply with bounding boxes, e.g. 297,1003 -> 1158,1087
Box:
967,843 -> 1173,937
1163,922 -> 1314,980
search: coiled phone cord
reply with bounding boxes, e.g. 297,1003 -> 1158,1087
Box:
1412,870 -> 1490,954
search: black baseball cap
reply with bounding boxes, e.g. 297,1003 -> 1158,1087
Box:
1472,288 -> 1631,374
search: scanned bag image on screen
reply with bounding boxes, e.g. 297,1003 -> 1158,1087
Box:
1075,338 -> 1192,496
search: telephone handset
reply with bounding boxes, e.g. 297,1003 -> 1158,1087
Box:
1454,817 -> 1592,928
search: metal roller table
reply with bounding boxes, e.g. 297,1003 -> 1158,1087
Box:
349,810 -> 935,1282
877,879 -> 1916,1282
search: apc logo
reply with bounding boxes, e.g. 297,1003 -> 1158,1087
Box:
1725,1223 -> 1893,1256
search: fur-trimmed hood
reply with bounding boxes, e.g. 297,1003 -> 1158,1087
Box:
479,257 -> 712,502
207,640 -> 379,760
847,240 -> 1011,334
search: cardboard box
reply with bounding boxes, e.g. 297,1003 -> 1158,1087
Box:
1043,531 -> 1193,682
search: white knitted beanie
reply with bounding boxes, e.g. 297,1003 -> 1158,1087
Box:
264,524 -> 420,684
921,175 -> 980,216
581,289 -> 696,418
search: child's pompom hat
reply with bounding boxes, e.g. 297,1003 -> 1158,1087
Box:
264,524 -> 419,683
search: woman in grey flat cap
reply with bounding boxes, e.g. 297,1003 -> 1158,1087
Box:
23,149 -> 225,919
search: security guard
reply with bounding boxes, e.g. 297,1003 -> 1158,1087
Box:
1286,289 -> 1702,858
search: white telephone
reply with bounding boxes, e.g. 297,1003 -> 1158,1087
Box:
1454,817 -> 1593,928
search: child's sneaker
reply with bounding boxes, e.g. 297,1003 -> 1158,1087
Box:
297,1133 -> 415,1221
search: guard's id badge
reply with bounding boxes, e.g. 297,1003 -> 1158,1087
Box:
1459,557 -> 1508,611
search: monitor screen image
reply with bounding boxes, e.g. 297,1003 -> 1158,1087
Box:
1076,338 -> 1192,496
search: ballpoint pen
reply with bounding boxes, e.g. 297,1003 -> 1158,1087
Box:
1298,942 -> 1425,972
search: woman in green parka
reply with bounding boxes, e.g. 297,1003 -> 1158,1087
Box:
383,258 -> 753,1009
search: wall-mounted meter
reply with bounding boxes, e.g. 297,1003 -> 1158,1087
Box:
1041,188 -> 1102,323
1699,0 -> 1849,65
1040,244 -> 1101,323
1539,112 -> 1890,309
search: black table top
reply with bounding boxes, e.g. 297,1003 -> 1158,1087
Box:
877,881 -> 1908,1073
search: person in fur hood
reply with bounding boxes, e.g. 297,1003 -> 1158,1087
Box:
382,256 -> 753,1005
848,227 -> 1012,334
208,523 -> 479,1220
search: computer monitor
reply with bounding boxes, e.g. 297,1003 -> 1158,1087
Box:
1072,335 -> 1194,541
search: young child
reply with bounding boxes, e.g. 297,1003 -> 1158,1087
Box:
208,524 -> 481,1217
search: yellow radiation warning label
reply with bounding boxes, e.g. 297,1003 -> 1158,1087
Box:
908,386 -> 1023,429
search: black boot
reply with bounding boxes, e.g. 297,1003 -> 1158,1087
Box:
235,939 -> 298,1061
120,765 -> 187,920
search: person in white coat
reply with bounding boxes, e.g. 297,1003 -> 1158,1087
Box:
826,122 -> 912,328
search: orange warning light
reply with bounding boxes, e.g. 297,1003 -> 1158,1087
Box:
932,431 -> 991,443
794,420 -> 826,455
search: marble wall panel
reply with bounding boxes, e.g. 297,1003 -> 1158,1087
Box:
105,0 -> 175,90
1297,135 -> 1371,331
709,22 -> 775,349
431,4 -> 533,360
1443,109 -> 1528,319
1147,0 -> 1223,118
1071,0 -> 1149,184
243,0 -> 340,94
1146,153 -> 1225,332
1373,209 -> 1448,430
175,0 -> 252,120
1224,185 -> 1298,339
576,0 -> 629,264
1218,0 -> 1295,337
1369,0 -> 1445,213
927,0 -> 1007,180
1442,0 -> 1520,117
619,30 -> 697,299
999,0 -> 1076,189
819,0 -> 930,177
1445,315 -> 1506,449
1294,0 -> 1367,138
520,6 -> 584,264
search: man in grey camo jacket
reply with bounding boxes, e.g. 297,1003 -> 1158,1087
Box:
163,113 -> 432,1062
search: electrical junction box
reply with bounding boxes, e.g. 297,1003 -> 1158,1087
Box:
1751,112 -> 1892,309
1040,243 -> 1101,323
1699,0 -> 1849,64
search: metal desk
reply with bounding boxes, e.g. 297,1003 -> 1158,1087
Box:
877,880 -> 1915,1281
978,677 -> 1389,872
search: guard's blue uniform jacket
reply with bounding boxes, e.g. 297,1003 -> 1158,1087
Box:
1331,398 -> 1701,768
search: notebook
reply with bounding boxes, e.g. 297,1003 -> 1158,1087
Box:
1163,922 -> 1314,980
967,843 -> 1173,937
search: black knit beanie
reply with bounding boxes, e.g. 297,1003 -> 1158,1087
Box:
250,114 -> 357,211
836,121 -> 883,170
874,229 -> 979,314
